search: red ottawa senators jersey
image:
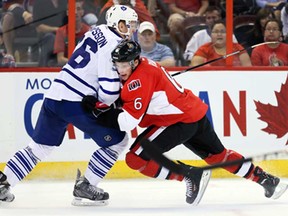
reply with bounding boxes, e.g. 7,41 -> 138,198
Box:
117,58 -> 208,131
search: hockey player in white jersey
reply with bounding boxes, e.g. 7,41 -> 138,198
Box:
0,5 -> 138,206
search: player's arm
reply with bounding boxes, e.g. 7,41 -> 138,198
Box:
81,92 -> 143,131
97,44 -> 121,106
95,91 -> 148,131
95,75 -> 153,131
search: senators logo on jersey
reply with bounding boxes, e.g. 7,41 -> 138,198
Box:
128,79 -> 141,91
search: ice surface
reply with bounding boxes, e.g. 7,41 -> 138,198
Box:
1,178 -> 288,216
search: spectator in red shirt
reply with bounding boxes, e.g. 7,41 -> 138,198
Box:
166,0 -> 209,49
33,0 -> 67,67
251,18 -> 288,66
53,0 -> 90,66
191,20 -> 252,66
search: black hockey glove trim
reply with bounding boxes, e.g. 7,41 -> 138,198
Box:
82,95 -> 98,112
96,108 -> 123,130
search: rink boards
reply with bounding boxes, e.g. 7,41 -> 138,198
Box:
0,68 -> 287,179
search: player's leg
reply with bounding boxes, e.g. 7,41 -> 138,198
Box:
67,102 -> 129,205
125,123 -> 211,205
1,99 -> 67,202
71,131 -> 128,206
184,115 -> 288,199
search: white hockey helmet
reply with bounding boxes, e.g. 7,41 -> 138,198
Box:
106,5 -> 138,36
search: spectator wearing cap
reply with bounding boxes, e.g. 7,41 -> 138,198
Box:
138,21 -> 175,67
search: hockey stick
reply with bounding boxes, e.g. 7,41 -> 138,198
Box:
171,41 -> 279,77
140,138 -> 288,175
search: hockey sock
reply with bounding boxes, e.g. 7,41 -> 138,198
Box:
85,147 -> 119,186
4,141 -> 55,187
204,149 -> 255,178
4,146 -> 39,187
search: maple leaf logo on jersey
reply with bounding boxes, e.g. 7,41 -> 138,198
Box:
128,79 -> 141,91
254,75 -> 288,144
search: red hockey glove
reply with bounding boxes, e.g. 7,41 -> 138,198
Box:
82,95 -> 117,118
92,101 -> 113,118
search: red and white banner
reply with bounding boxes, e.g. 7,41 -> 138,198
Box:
0,70 -> 287,162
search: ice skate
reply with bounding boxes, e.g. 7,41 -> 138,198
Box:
179,162 -> 211,205
71,169 -> 109,206
254,166 -> 288,199
0,171 -> 15,202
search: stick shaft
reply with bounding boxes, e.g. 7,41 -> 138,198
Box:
140,138 -> 287,174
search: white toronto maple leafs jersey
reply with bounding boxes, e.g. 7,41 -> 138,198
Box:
46,25 -> 123,105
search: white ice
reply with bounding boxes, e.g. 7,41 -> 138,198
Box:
1,178 -> 288,216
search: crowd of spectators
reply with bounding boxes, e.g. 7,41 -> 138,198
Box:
0,0 -> 287,67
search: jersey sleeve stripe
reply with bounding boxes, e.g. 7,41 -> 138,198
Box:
62,68 -> 97,92
99,77 -> 120,82
54,79 -> 87,97
99,85 -> 120,95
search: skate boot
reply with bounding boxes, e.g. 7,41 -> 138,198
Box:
0,171 -> 15,202
71,169 -> 109,206
178,161 -> 211,205
254,166 -> 288,199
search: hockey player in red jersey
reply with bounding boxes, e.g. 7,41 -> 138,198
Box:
82,40 -> 288,205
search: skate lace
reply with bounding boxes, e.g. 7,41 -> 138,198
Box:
185,177 -> 196,197
87,184 -> 103,197
260,172 -> 276,185
0,185 -> 9,197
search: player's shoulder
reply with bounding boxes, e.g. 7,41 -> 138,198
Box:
131,58 -> 163,83
139,58 -> 161,72
85,25 -> 121,49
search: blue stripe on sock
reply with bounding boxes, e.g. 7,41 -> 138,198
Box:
15,152 -> 33,173
23,148 -> 37,165
7,161 -> 25,180
93,152 -> 111,169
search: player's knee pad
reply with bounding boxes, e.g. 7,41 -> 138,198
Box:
204,149 -> 246,174
28,140 -> 55,161
125,151 -> 146,170
108,133 -> 129,155
125,151 -> 160,178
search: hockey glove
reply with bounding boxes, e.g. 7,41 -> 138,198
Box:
92,101 -> 114,118
82,95 -> 115,117
81,95 -> 98,112
96,108 -> 123,130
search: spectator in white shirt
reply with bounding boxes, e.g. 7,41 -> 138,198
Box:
183,6 -> 238,61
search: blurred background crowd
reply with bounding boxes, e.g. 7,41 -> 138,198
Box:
0,0 -> 287,68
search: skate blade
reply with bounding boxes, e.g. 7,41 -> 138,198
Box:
192,169 -> 212,206
271,181 -> 288,200
71,197 -> 108,206
0,194 -> 15,203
